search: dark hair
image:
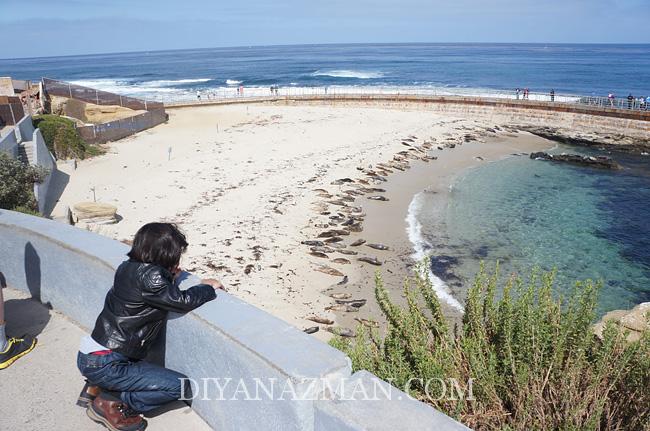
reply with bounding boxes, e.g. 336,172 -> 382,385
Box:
127,223 -> 188,270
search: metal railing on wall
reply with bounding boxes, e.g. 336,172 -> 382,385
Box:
148,86 -> 650,113
41,78 -> 168,144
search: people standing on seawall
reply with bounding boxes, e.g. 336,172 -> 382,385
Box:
515,88 -> 520,100
76,223 -> 224,431
627,93 -> 634,109
550,89 -> 555,102
524,88 -> 530,100
646,95 -> 650,110
608,93 -> 615,107
0,272 -> 37,369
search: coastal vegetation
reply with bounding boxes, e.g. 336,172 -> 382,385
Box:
0,152 -> 46,215
331,263 -> 650,430
32,114 -> 102,159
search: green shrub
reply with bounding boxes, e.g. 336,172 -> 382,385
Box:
0,152 -> 47,213
32,114 -> 102,160
330,262 -> 649,430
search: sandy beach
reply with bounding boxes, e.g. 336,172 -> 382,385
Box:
52,102 -> 553,338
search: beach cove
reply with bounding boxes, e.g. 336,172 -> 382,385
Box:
49,101 -> 561,337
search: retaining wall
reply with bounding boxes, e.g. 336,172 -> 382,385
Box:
0,127 -> 19,158
0,210 -> 468,431
42,78 -> 168,144
32,128 -> 57,214
167,95 -> 650,140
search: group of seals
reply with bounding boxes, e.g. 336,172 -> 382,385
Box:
299,124 -> 504,335
299,134 -> 449,336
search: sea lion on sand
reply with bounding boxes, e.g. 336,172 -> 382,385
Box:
325,327 -> 356,337
366,243 -> 390,251
307,316 -> 334,325
337,249 -> 358,256
318,229 -> 350,238
354,318 -> 379,328
303,327 -> 319,334
350,239 -> 366,246
314,265 -> 345,277
324,236 -> 344,243
367,196 -> 389,201
311,246 -> 336,253
337,275 -> 349,285
325,304 -> 359,313
335,299 -> 366,308
332,258 -> 351,264
344,223 -> 363,233
331,178 -> 354,185
358,256 -> 382,266
310,252 -> 329,258
330,293 -> 352,300
302,240 -> 325,247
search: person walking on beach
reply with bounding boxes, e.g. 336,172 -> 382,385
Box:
550,89 -> 555,102
627,93 -> 634,109
524,88 -> 530,100
516,88 -> 520,100
196,90 -> 201,101
76,223 -> 224,431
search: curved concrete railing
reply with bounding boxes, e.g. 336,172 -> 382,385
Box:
0,210 -> 468,431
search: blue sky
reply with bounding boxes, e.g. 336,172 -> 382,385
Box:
1,0 -> 649,58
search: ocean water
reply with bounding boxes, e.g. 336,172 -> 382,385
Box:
1,43 -> 649,101
409,145 -> 650,315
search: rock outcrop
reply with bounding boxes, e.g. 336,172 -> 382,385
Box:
529,152 -> 621,169
594,302 -> 649,342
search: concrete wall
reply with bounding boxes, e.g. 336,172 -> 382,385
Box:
32,128 -> 57,214
0,210 -> 468,431
15,114 -> 35,143
0,127 -> 19,158
279,96 -> 650,140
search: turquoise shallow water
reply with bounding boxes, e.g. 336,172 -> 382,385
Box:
416,145 -> 650,315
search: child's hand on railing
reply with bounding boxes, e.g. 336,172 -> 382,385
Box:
202,278 -> 226,292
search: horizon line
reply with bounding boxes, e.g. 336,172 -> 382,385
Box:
2,41 -> 650,62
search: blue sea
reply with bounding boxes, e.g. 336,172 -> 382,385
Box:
2,43 -> 649,313
2,43 -> 650,100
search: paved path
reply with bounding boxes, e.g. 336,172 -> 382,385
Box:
0,287 -> 211,431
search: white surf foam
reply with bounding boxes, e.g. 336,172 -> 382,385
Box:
140,78 -> 211,87
405,192 -> 464,311
226,79 -> 242,85
312,70 -> 385,79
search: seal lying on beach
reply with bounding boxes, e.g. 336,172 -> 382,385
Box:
350,239 -> 366,246
314,265 -> 345,277
367,196 -> 389,201
358,256 -> 382,266
366,243 -> 390,251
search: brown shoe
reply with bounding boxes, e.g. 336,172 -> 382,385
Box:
86,393 -> 147,431
77,381 -> 101,408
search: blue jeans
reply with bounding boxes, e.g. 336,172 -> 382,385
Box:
77,351 -> 190,413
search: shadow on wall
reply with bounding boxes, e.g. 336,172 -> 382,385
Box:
42,169 -> 69,217
24,242 -> 42,302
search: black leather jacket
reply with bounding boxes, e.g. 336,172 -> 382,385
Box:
91,260 -> 216,359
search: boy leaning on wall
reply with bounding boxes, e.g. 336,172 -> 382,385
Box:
76,222 -> 224,431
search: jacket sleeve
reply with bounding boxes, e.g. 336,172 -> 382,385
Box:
141,267 -> 217,313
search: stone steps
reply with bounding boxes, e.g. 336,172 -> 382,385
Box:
16,141 -> 35,165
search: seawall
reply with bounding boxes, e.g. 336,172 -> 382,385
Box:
0,210 -> 468,431
166,95 -> 650,144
